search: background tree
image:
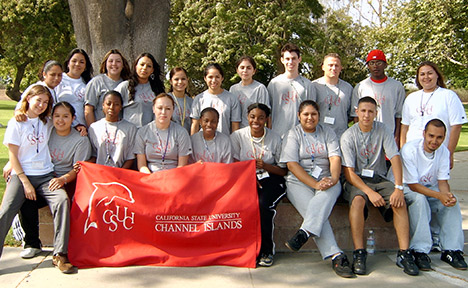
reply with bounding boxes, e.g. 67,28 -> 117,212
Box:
68,0 -> 170,76
0,0 -> 75,101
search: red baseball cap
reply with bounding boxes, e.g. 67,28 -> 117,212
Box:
366,49 -> 386,63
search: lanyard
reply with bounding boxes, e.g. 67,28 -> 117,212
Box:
420,87 -> 437,116
31,119 -> 41,153
173,95 -> 187,126
358,123 -> 374,166
249,127 -> 266,160
105,122 -> 119,164
202,133 -> 216,162
299,126 -> 316,164
155,125 -> 171,167
325,82 -> 341,113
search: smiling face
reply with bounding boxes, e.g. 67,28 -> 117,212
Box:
52,105 -> 74,134
418,65 -> 439,92
204,68 -> 223,93
170,70 -> 188,94
43,65 -> 63,89
281,51 -> 301,75
27,93 -> 50,118
153,96 -> 174,128
106,53 -> 124,79
322,56 -> 342,79
102,93 -> 122,122
201,110 -> 219,139
423,124 -> 445,153
236,60 -> 256,83
136,56 -> 154,83
67,53 -> 86,79
298,104 -> 319,133
248,108 -> 267,136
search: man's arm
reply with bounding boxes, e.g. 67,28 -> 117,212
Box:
389,155 -> 405,208
448,124 -> 462,169
408,179 -> 456,207
343,166 -> 385,207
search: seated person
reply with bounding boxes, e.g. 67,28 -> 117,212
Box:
402,118 -> 466,270
340,96 -> 418,276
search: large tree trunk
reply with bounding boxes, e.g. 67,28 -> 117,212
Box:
68,0 -> 170,74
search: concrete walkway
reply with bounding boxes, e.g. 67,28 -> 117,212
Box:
2,151 -> 468,287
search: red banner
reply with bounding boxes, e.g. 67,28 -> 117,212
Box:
69,160 -> 260,268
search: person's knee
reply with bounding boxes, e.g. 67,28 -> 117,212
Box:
350,195 -> 366,211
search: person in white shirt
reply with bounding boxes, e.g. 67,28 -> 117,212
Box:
402,119 -> 466,271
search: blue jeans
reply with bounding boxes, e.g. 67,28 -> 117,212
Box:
404,187 -> 464,253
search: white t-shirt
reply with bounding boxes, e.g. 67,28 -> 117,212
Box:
401,87 -> 467,146
4,117 -> 54,175
280,123 -> 340,181
401,139 -> 450,187
88,118 -> 137,168
267,74 -> 316,138
229,80 -> 270,128
190,89 -> 241,135
134,121 -> 192,172
115,80 -> 156,128
85,74 -> 123,122
312,77 -> 353,139
55,73 -> 87,126
351,77 -> 405,133
169,92 -> 193,133
190,131 -> 232,163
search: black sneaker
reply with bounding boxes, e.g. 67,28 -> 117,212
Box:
413,251 -> 432,271
441,250 -> 468,270
257,254 -> 274,267
396,249 -> 419,276
352,249 -> 367,275
332,253 -> 355,278
285,229 -> 308,252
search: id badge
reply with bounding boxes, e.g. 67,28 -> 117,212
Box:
257,171 -> 269,180
309,166 -> 322,179
362,169 -> 374,178
324,116 -> 335,125
31,161 -> 44,169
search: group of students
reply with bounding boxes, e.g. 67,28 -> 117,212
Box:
0,43 -> 466,278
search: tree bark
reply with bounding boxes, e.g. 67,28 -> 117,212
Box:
68,0 -> 170,74
6,60 -> 32,101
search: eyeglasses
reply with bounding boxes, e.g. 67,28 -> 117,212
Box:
367,60 -> 385,67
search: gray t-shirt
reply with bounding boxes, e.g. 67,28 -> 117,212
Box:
340,121 -> 399,178
229,80 -> 270,128
169,92 -> 193,133
48,128 -> 92,176
190,131 -> 232,163
351,77 -> 405,133
267,74 -> 316,138
85,74 -> 123,122
55,73 -> 87,127
280,123 -> 340,181
190,89 -> 241,135
312,77 -> 353,139
134,121 -> 192,172
230,126 -> 284,170
115,80 -> 156,128
88,118 -> 137,168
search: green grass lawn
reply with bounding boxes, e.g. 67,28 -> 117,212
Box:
454,104 -> 468,152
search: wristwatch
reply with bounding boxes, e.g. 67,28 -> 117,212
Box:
394,185 -> 404,190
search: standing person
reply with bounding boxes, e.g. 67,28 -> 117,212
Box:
190,107 -> 232,163
84,49 -> 131,127
55,48 -> 94,127
267,43 -> 316,138
351,49 -> 405,145
402,119 -> 466,271
0,85 -> 75,274
231,103 -> 286,267
135,93 -> 192,172
88,91 -> 137,169
191,63 -> 241,135
400,61 -> 467,169
168,67 -> 193,133
341,97 -> 418,276
229,56 -> 270,129
312,53 -> 353,139
14,101 -> 92,259
115,52 -> 165,128
280,100 -> 353,278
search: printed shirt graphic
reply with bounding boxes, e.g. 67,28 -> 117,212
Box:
55,73 -> 87,126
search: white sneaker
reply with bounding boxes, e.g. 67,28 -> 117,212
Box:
20,247 -> 42,259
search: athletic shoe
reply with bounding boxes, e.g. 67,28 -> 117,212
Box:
258,254 -> 274,267
20,247 -> 42,259
352,249 -> 367,275
396,249 -> 419,276
53,254 -> 77,274
285,229 -> 308,252
441,250 -> 468,270
413,251 -> 432,271
431,243 -> 441,252
332,253 -> 355,278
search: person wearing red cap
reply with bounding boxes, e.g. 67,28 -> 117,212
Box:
350,49 -> 405,146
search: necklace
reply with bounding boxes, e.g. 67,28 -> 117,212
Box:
419,87 -> 438,116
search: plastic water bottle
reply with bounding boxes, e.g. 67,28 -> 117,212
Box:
367,229 -> 375,255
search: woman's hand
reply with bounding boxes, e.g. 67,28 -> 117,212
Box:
316,177 -> 335,191
73,162 -> 82,174
255,159 -> 264,170
48,177 -> 66,191
23,181 -> 36,200
14,110 -> 27,122
3,161 -> 12,180
75,125 -> 88,136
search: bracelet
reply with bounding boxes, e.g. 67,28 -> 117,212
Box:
62,175 -> 68,185
17,171 -> 25,176
394,185 -> 404,190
